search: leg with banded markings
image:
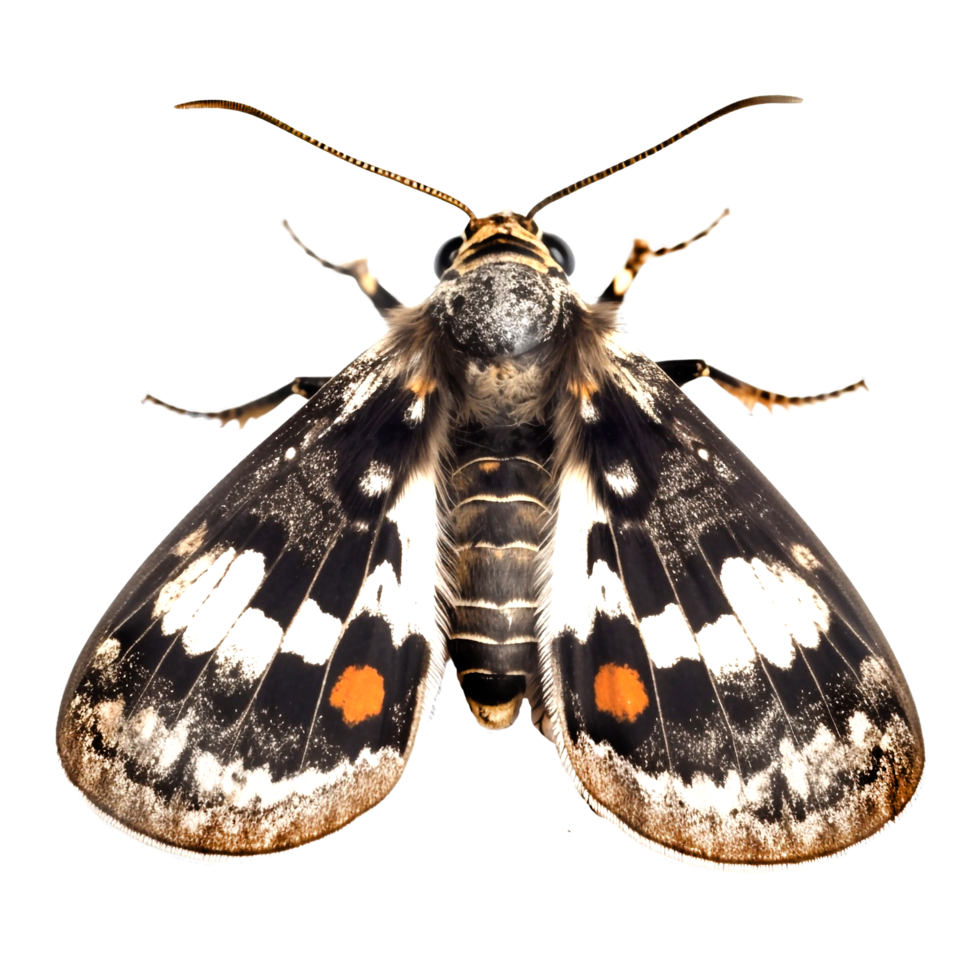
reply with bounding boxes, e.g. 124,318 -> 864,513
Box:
657,359 -> 867,411
144,376 -> 332,427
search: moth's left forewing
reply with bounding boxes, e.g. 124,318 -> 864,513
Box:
58,341 -> 450,855
539,330 -> 923,864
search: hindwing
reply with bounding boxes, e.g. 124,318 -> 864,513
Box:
57,343 -> 448,855
541,339 -> 924,864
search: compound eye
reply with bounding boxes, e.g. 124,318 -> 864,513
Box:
541,232 -> 575,275
435,236 -> 463,277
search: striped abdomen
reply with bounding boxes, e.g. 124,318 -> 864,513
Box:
447,423 -> 552,728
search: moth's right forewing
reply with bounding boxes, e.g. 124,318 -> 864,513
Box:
58,341 -> 449,855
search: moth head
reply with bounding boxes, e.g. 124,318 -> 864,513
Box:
425,211 -> 578,359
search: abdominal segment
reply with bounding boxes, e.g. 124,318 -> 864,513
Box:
447,422 -> 552,728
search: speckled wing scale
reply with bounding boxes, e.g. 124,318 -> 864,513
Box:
58,341 -> 449,854
58,95 -> 923,861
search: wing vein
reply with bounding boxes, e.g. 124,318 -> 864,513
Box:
600,357 -> 753,785
607,518 -> 674,775
298,493 -> 395,771
634,513 -> 746,785
125,542 -> 245,721
737,536 -> 845,741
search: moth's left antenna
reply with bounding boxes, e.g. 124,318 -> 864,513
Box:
176,100 -> 477,220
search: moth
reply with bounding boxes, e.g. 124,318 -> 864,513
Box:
58,96 -> 924,863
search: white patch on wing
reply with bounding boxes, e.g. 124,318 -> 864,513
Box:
189,746 -> 390,809
791,543 -> 822,570
351,560 -> 400,636
157,548 -> 236,629
172,523 -> 208,557
281,599 -> 343,666
605,460 -> 639,496
849,710 -> 872,748
92,637 -> 122,670
696,614 -> 756,677
638,603 -> 700,669
719,558 -> 793,669
100,701 -> 194,776
214,607 -> 283,681
359,460 -> 393,497
349,473 -> 441,646
179,550 -> 266,655
545,467 -> 629,639
756,559 -> 830,650
720,557 -> 830,670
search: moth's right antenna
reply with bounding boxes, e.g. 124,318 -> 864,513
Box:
177,100 -> 477,220
526,95 -> 801,220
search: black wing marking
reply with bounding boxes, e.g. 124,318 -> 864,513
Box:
58,343 -> 448,855
540,338 -> 923,864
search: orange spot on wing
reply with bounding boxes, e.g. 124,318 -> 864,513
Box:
408,376 -> 437,397
478,460 -> 500,472
329,665 -> 386,725
567,379 -> 599,399
593,664 -> 649,722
